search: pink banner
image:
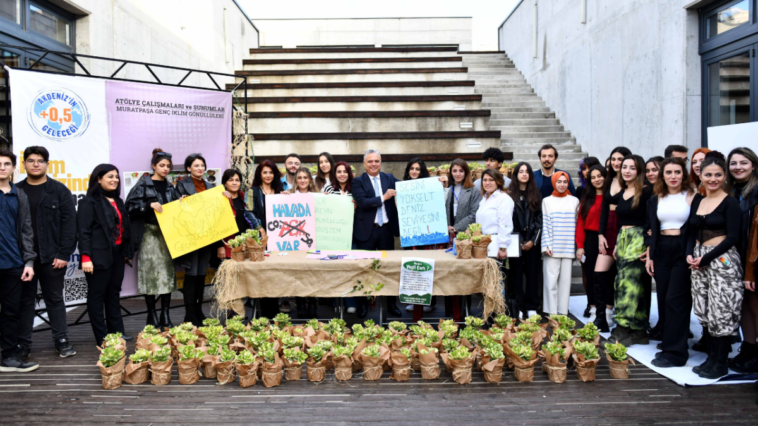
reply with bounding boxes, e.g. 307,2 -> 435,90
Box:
265,194 -> 317,251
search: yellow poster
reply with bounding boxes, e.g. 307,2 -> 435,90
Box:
156,185 -> 239,258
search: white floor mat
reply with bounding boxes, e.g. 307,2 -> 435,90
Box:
568,295 -> 757,387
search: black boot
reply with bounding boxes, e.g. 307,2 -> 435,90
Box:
159,294 -> 174,330
693,338 -> 715,375
386,296 -> 403,318
593,313 -> 610,333
144,295 -> 160,327
182,275 -> 199,326
698,336 -> 730,379
693,326 -> 710,353
194,275 -> 207,323
729,341 -> 758,374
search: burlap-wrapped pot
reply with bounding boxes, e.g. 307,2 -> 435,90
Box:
135,334 -> 152,352
389,351 -> 412,382
503,344 -> 540,383
261,353 -> 284,387
441,350 -> 476,385
123,360 -> 149,385
572,353 -> 600,382
97,356 -> 125,390
482,357 -> 506,383
178,358 -> 201,385
230,245 -> 247,262
411,353 -> 421,371
351,340 -> 367,372
472,235 -> 492,259
361,345 -> 390,381
333,354 -> 353,381
282,358 -> 304,381
455,238 -> 473,259
306,358 -> 328,382
202,353 -> 219,379
606,353 -> 634,379
213,359 -> 236,385
246,235 -> 268,262
540,346 -> 572,384
150,359 -> 173,386
236,361 -> 259,388
419,355 -> 441,380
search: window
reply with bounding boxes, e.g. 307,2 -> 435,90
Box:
707,52 -> 752,127
0,0 -> 20,24
706,0 -> 751,40
29,3 -> 69,45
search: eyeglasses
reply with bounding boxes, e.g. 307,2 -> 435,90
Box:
25,159 -> 47,165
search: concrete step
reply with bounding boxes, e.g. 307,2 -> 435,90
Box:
237,71 -> 469,84
249,51 -> 461,60
497,125 -> 566,133
509,160 -> 583,171
501,137 -> 576,145
512,151 -> 587,160
488,112 -> 555,119
467,65 -> 516,71
247,111 -> 491,133
237,86 -> 478,97
247,99 -> 482,112
509,144 -> 582,153
489,107 -> 552,113
243,60 -> 467,71
489,118 -> 560,126
249,46 -> 460,57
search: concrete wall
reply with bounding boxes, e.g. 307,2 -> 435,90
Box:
498,0 -> 703,160
254,17 -> 473,51
71,0 -> 258,88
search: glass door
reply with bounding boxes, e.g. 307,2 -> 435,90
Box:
707,49 -> 752,128
0,49 -> 19,149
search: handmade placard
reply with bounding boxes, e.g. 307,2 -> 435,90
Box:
396,177 -> 449,247
265,193 -> 317,251
314,193 -> 354,251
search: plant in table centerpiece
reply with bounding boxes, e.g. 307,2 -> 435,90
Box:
272,329 -> 289,341
260,348 -> 277,365
325,318 -> 347,335
421,328 -> 440,343
542,340 -> 566,360
414,337 -> 434,352
467,223 -> 482,235
97,347 -> 125,389
440,324 -> 458,339
388,321 -> 407,334
456,232 -> 471,241
442,338 -> 460,353
484,343 -> 505,360
256,341 -> 275,356
168,326 -> 182,336
408,325 -> 424,336
362,344 -> 381,359
377,333 -> 396,347
150,335 -> 168,346
316,340 -> 334,351
124,348 -> 152,385
489,330 -> 504,342
235,349 -> 259,388
211,334 -> 231,347
273,313 -> 291,328
150,346 -> 172,363
282,335 -> 304,349
199,325 -> 224,340
512,331 -> 535,347
307,346 -> 327,363
99,347 -> 124,368
458,326 -> 478,343
465,316 -> 485,329
238,330 -> 257,342
511,342 -> 534,361
141,325 -> 159,336
477,334 -> 495,349
283,348 -> 308,364
207,344 -> 221,356
551,327 -> 573,343
576,323 -> 599,343
344,337 -> 359,352
494,314 -> 515,329
203,318 -> 221,327
130,349 -> 151,364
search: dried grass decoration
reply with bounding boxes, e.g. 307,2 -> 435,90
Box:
605,342 -> 634,379
123,349 -> 151,385
572,341 -> 601,382
244,229 -> 267,262
454,232 -> 473,259
97,347 -> 125,390
227,234 -> 247,262
210,259 -> 240,318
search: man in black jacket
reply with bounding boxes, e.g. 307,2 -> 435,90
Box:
16,146 -> 77,358
0,149 -> 39,373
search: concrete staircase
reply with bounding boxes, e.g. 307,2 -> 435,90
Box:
234,47 -> 585,179
462,53 -> 586,182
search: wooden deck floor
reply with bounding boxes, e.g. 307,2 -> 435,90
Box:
4,299 -> 757,425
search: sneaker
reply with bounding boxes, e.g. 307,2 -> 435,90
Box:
0,353 -> 39,373
605,309 -> 614,326
122,334 -> 133,341
588,307 -> 597,324
423,306 -> 433,313
280,300 -> 291,313
405,304 -> 414,312
346,307 -> 356,314
55,339 -> 76,358
18,344 -> 31,360
583,305 -> 591,318
651,357 -> 678,368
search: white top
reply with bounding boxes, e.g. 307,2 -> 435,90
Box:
474,174 -> 512,192
369,174 -> 389,225
657,191 -> 690,231
541,195 -> 579,258
451,183 -> 463,217
313,175 -> 330,193
475,190 -> 514,249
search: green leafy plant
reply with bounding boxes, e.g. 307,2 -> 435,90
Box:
458,326 -> 479,343
257,341 -> 275,355
99,347 -> 124,368
604,342 -> 628,362
346,260 -> 385,301
273,313 -> 291,327
465,316 -> 485,329
305,319 -> 320,331
229,315 -> 245,323
399,347 -> 412,360
542,340 -> 566,360
168,326 -> 182,336
199,325 -> 224,340
344,337 -> 359,352
179,322 -> 195,331
226,321 -> 246,337
260,348 -> 277,364
456,232 -> 471,241
141,325 -> 159,336
238,330 -> 257,341
150,346 -> 171,363
550,314 -> 576,330
103,333 -> 123,347
235,350 -> 256,365
408,325 -> 424,336
316,340 -> 334,351
440,323 -> 459,339
250,317 -> 269,332
129,349 -> 151,364
442,338 -> 460,352
207,344 -> 221,356
448,346 -> 471,360
178,345 -> 202,361
512,331 -> 534,347
511,342 -> 534,360
576,323 -> 599,341
362,344 -> 381,358
176,331 -> 197,345
388,321 -> 407,333
307,346 -> 327,362
220,348 -> 237,363
419,347 -> 438,356
272,329 -> 289,341
324,318 -> 347,335
282,335 -> 304,349
150,335 -> 168,346
421,328 -> 440,343
551,327 -> 573,343
574,341 -> 599,360
526,314 -> 542,324
467,223 -> 482,234
245,228 -> 262,244
484,343 -> 505,360
332,345 -> 353,358
494,314 -> 515,329
283,348 -> 308,364
211,334 -> 231,347
489,330 -> 504,342
202,318 -> 221,327
472,235 -> 482,244
518,322 -> 540,334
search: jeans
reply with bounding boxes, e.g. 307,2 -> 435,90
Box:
18,259 -> 69,346
0,267 -> 25,357
86,246 -> 126,344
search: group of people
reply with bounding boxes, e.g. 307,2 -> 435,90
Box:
0,142 -> 757,382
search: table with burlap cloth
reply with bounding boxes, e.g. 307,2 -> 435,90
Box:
212,250 -> 504,319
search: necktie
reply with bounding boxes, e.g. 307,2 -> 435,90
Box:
373,177 -> 384,226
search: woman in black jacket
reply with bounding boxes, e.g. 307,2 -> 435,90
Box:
125,148 -> 179,330
78,164 -> 133,345
507,162 -> 543,319
175,153 -> 216,326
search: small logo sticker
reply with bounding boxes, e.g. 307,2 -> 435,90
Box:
27,87 -> 90,141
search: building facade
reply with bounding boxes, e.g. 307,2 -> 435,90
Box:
498,0 -> 758,159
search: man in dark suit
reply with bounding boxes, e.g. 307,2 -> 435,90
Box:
352,149 -> 403,318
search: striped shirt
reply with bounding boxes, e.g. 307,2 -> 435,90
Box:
541,195 -> 579,259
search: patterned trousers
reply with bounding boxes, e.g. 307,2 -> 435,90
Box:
614,227 -> 649,330
691,245 -> 744,337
